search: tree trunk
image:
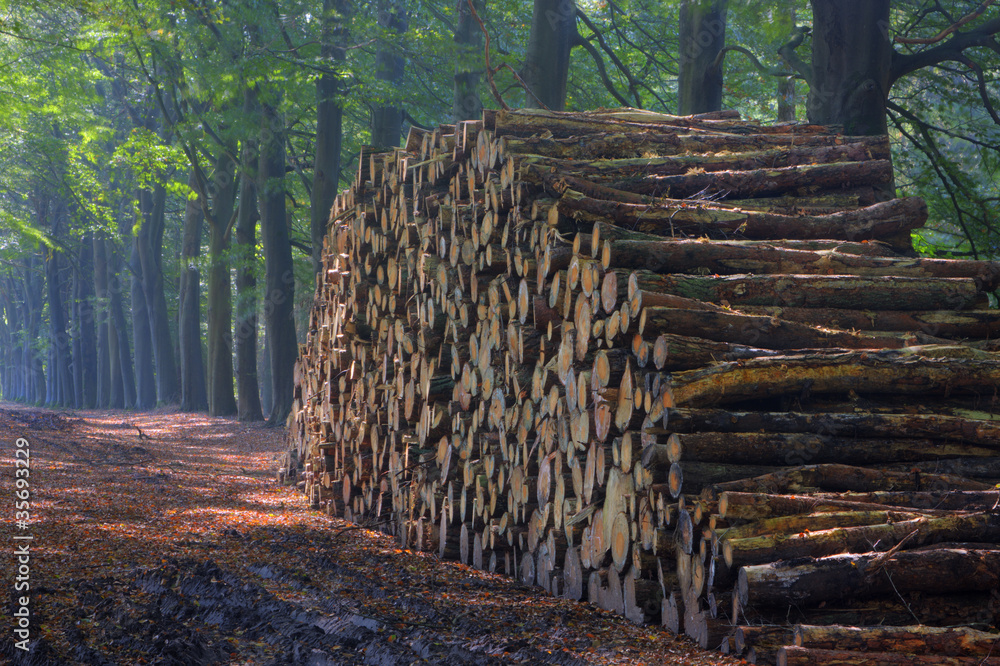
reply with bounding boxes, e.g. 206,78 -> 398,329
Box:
235,139 -> 264,422
137,185 -> 179,404
258,91 -> 298,425
93,235 -> 111,408
312,0 -> 348,273
371,1 -> 407,148
73,236 -> 97,408
22,256 -> 45,403
808,0 -> 891,136
179,171 -> 208,412
453,0 -> 484,122
130,238 -> 157,409
109,247 -> 136,409
207,153 -> 238,417
678,0 -> 727,115
524,0 -> 576,111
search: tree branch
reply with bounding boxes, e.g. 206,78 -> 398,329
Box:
574,34 -> 633,107
712,45 -> 796,77
890,17 -> 1000,83
777,26 -> 813,85
957,54 -> 1000,125
895,0 -> 996,44
576,8 -> 643,106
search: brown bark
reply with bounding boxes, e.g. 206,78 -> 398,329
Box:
556,189 -> 925,246
779,646 -> 1000,666
663,350 -> 1000,408
793,623 -> 1000,656
739,548 -> 1000,608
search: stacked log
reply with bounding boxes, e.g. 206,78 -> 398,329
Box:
288,107 -> 1000,662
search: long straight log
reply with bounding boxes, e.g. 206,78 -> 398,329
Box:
704,463 -> 994,497
517,144 -> 881,183
608,160 -> 895,200
665,409 -> 1000,448
793,623 -> 1000,656
502,132 -> 890,160
725,512 -> 1000,570
557,189 -> 926,245
735,305 -> 1000,339
738,548 -> 1000,608
628,271 -> 983,310
662,350 -> 1000,408
603,238 -> 1000,286
718,490 -> 1000,521
638,307 -> 918,350
779,646 -> 1000,666
670,431 -> 999,467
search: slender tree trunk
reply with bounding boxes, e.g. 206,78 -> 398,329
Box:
207,153 -> 238,416
259,326 -> 273,418
236,120 -> 264,422
311,0 -> 348,274
258,91 -> 298,425
179,172 -> 209,412
138,185 -> 180,404
371,0 -> 407,148
453,0 -> 484,122
22,256 -> 46,404
93,235 -> 112,408
677,0 -> 728,115
109,247 -> 136,409
44,240 -> 72,407
130,237 -> 157,409
808,0 -> 891,135
73,236 -> 97,408
524,0 -> 576,111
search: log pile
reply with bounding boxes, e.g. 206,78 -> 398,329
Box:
287,107 -> 1000,663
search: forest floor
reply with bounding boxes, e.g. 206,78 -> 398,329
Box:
0,403 -> 742,666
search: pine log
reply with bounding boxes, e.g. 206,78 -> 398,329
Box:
717,491 -> 997,521
670,431 -> 999,466
793,623 -> 1000,656
778,646 -> 1000,666
638,307 -> 918,350
665,409 -> 1000,449
705,463 -> 993,497
501,132 -> 890,160
517,143 -> 881,183
725,512 -> 1000,569
602,239 -> 1000,286
738,548 -> 1000,608
662,351 -> 1000,408
628,271 -> 984,311
608,160 -> 895,200
557,189 -> 925,245
736,305 -> 1000,340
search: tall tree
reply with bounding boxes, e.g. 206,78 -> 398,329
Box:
677,0 -> 728,115
524,0 -> 577,110
453,0 -> 484,122
258,88 -> 298,425
371,0 -> 408,148
178,171 -> 209,412
311,0 -> 348,273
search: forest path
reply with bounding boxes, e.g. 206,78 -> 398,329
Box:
0,404 -> 737,666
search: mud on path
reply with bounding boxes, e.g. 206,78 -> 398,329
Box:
0,404 -> 739,666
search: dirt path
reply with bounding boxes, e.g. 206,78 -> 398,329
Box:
1,405 -> 740,665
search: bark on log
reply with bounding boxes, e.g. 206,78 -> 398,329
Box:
778,646 -> 1000,666
628,271 -> 984,311
663,351 -> 1000,408
738,548 -> 1000,608
793,623 -> 1000,656
557,189 -> 926,246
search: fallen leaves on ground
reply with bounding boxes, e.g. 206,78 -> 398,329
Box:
0,404 -> 743,666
